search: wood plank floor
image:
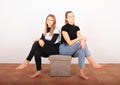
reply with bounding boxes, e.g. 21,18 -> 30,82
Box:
0,64 -> 120,85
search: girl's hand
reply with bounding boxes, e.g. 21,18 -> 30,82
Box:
39,39 -> 45,47
80,40 -> 86,50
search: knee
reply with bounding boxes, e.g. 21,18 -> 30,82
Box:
33,41 -> 39,47
34,41 -> 39,45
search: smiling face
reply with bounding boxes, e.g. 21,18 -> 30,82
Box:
46,16 -> 55,27
44,14 -> 56,36
65,11 -> 75,25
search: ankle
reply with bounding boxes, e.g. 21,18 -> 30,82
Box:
30,71 -> 41,78
24,60 -> 29,64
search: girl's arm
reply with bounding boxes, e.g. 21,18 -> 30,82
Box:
62,31 -> 80,45
77,31 -> 87,49
44,34 -> 59,45
39,33 -> 59,46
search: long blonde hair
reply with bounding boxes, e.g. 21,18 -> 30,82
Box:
43,14 -> 56,36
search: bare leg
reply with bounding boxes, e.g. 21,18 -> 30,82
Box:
87,57 -> 104,69
16,60 -> 29,70
79,68 -> 89,80
30,71 -> 42,78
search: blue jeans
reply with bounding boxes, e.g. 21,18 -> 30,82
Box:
59,42 -> 91,68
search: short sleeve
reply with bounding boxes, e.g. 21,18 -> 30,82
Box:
76,26 -> 80,31
61,25 -> 69,32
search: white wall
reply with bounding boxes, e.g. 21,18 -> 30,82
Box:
0,0 -> 120,64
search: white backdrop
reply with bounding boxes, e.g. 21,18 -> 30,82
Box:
0,0 -> 120,64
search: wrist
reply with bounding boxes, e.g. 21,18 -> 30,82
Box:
81,40 -> 85,43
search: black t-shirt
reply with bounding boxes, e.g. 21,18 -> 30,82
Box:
61,24 -> 80,44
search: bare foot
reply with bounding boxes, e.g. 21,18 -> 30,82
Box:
78,72 -> 89,80
16,60 -> 29,70
78,68 -> 89,80
30,71 -> 41,78
93,64 -> 104,69
80,75 -> 89,80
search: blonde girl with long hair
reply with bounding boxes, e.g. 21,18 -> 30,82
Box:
16,14 -> 60,78
59,11 -> 104,80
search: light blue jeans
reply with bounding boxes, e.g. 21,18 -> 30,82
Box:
59,42 -> 91,68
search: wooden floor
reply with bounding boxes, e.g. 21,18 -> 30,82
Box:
0,64 -> 120,85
